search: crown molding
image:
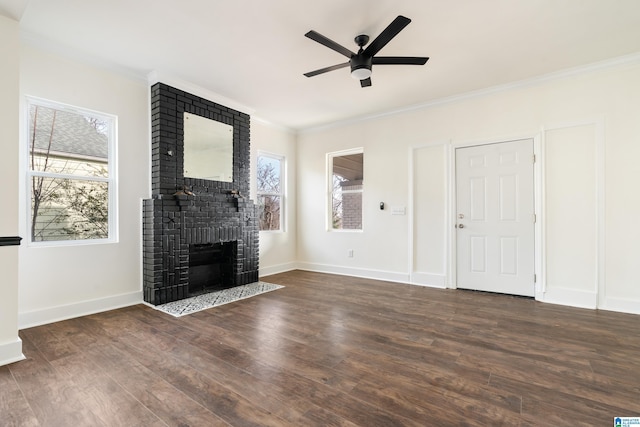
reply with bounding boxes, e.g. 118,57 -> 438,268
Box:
300,51 -> 640,135
251,115 -> 297,135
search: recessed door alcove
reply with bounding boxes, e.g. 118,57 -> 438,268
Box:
142,83 -> 259,305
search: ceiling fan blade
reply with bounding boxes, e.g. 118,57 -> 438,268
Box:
363,15 -> 411,57
304,62 -> 350,77
372,56 -> 429,65
305,30 -> 355,58
360,77 -> 372,88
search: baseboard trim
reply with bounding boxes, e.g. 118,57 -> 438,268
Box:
259,262 -> 298,277
540,287 -> 597,309
296,262 -> 410,284
0,337 -> 25,367
600,296 -> 640,315
410,272 -> 447,288
19,291 -> 143,329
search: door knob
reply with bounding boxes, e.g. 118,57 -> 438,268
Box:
458,224 -> 465,229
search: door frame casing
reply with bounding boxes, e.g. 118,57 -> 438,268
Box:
447,133 -> 544,300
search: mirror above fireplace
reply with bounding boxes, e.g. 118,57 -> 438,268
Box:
183,112 -> 233,182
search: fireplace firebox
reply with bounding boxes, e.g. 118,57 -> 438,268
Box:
188,242 -> 235,295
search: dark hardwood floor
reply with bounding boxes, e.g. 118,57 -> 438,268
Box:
2,270 -> 639,426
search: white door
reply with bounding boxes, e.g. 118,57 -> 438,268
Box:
455,139 -> 535,297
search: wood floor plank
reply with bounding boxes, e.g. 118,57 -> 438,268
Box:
4,270 -> 640,426
349,376 -> 522,427
8,335 -> 108,426
489,372 -> 631,424
334,350 -> 519,415
454,344 -> 637,410
123,321 -> 318,424
0,365 -> 39,427
115,329 -> 296,427
81,339 -> 230,427
49,351 -> 169,427
122,313 -> 413,426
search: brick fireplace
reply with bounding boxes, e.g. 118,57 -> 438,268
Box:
142,83 -> 259,305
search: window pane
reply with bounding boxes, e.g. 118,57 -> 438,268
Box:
29,104 -> 109,176
257,156 -> 281,193
332,153 -> 363,183
331,185 -> 343,229
258,195 -> 281,231
331,152 -> 363,230
334,193 -> 362,230
31,177 -> 109,241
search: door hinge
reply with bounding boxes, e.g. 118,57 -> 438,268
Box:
533,154 -> 536,163
534,274 -> 537,283
533,213 -> 537,223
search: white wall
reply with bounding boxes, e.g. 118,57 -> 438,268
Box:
0,15 -> 24,366
18,43 -> 150,327
412,144 -> 448,288
296,123 -> 415,283
297,57 -> 640,314
250,120 -> 298,276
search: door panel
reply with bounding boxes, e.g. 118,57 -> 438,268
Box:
499,174 -> 517,220
456,139 -> 534,297
470,177 -> 486,220
500,237 -> 518,275
470,236 -> 487,273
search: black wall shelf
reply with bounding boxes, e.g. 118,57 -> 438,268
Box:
0,236 -> 22,247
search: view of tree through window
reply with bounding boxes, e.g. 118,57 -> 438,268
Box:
28,100 -> 114,242
330,151 -> 363,230
257,154 -> 284,231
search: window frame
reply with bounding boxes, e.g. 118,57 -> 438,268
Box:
256,151 -> 285,233
25,96 -> 118,246
327,147 -> 364,232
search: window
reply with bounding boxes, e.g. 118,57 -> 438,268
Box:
257,153 -> 284,231
328,149 -> 363,230
27,98 -> 116,243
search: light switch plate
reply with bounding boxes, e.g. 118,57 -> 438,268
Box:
391,206 -> 406,215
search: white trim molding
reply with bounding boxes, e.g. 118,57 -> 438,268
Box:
19,291 -> 142,329
601,296 -> 640,316
540,287 -> 598,310
409,140 -> 451,290
259,262 -> 298,277
540,118 -> 605,309
296,262 -> 410,285
0,338 -> 25,367
410,272 -> 447,289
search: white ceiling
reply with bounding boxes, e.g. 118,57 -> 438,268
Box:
2,0 -> 640,131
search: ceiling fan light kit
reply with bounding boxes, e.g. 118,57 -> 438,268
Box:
351,67 -> 372,80
304,15 -> 429,88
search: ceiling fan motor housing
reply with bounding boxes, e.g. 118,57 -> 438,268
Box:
351,54 -> 372,75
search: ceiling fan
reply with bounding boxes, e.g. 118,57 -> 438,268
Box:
303,15 -> 429,88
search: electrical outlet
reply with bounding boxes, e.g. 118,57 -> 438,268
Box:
348,249 -> 354,258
